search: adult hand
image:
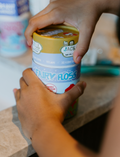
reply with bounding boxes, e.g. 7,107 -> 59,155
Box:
14,68 -> 86,140
25,0 -> 106,64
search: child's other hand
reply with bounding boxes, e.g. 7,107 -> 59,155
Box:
14,68 -> 86,140
25,0 -> 107,64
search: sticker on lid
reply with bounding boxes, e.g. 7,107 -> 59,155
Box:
61,43 -> 77,58
63,32 -> 78,36
33,40 -> 42,54
40,29 -> 63,36
36,28 -> 79,38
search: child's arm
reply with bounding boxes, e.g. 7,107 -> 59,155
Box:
14,68 -> 120,157
25,0 -> 120,64
14,69 -> 91,157
32,118 -> 96,157
99,89 -> 120,157
14,69 -> 97,157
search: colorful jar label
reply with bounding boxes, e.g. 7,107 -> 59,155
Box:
32,61 -> 80,94
32,39 -> 77,66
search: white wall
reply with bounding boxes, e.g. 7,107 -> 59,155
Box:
0,61 -> 24,111
29,0 -> 50,16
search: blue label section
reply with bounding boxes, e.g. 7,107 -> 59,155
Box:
0,0 -> 29,16
32,61 -> 80,83
33,52 -> 76,67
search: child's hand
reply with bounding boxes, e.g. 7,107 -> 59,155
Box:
25,0 -> 109,64
14,68 -> 86,140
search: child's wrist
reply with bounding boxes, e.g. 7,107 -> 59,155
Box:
31,118 -> 61,141
31,119 -> 63,155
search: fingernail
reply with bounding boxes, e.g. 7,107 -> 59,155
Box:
76,56 -> 81,63
82,82 -> 87,88
13,89 -> 17,94
13,89 -> 15,93
27,41 -> 30,46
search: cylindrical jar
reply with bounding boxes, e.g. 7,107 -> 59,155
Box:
32,25 -> 80,119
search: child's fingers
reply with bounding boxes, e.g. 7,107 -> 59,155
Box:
73,20 -> 96,64
20,77 -> 28,89
13,89 -> 21,102
62,81 -> 86,107
25,5 -> 52,46
22,68 -> 44,87
25,13 -> 54,46
25,9 -> 62,46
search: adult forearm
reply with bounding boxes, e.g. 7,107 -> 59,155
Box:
32,120 -> 96,157
51,0 -> 120,15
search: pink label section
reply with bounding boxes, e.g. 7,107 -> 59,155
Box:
0,18 -> 28,55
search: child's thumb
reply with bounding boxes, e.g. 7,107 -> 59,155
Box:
64,81 -> 86,107
73,22 -> 95,64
